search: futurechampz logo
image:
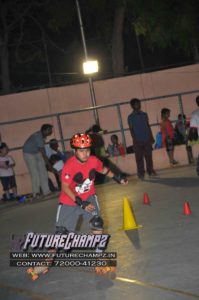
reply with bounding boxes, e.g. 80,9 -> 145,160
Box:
10,233 -> 117,268
23,232 -> 110,251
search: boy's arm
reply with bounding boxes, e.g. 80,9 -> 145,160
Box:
8,156 -> 15,167
39,147 -> 58,174
0,161 -> 8,169
128,121 -> 135,141
101,167 -> 128,185
146,114 -> 155,144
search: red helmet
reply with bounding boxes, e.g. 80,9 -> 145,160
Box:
70,133 -> 92,149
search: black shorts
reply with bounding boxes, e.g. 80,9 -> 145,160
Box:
165,137 -> 174,152
0,176 -> 17,191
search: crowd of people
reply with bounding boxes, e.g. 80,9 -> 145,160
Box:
0,95 -> 199,201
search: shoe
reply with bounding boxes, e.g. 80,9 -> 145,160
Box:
30,193 -> 42,202
95,266 -> 116,275
138,174 -> 144,181
27,267 -> 48,281
43,192 -> 55,199
148,171 -> 157,177
170,160 -> 178,166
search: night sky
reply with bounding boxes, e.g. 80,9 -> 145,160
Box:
0,0 -> 198,93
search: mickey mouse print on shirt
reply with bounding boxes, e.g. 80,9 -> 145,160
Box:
73,168 -> 96,195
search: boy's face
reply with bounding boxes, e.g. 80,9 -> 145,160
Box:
111,136 -> 118,144
43,128 -> 53,138
0,146 -> 8,156
75,148 -> 91,163
133,101 -> 141,111
50,142 -> 58,151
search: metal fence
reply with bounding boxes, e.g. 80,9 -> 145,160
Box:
0,89 -> 199,152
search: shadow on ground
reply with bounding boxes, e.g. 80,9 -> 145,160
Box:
144,177 -> 199,187
125,230 -> 141,250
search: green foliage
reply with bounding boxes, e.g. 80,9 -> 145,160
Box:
131,0 -> 199,55
46,0 -> 76,32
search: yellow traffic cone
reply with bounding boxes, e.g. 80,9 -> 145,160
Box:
123,196 -> 142,231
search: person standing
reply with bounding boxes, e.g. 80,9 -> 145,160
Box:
107,134 -> 125,157
128,98 -> 156,180
160,108 -> 178,166
0,143 -> 18,200
190,95 -> 199,175
190,95 -> 199,137
23,124 -> 54,199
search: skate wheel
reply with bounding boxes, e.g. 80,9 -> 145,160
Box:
95,267 -> 102,274
42,268 -> 49,274
110,266 -> 116,273
102,266 -> 110,274
32,273 -> 39,281
27,267 -> 39,281
27,267 -> 33,274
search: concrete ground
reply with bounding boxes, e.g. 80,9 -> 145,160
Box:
0,165 -> 199,300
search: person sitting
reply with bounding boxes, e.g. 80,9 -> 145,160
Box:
45,139 -> 73,162
45,139 -> 73,190
107,134 -> 125,157
49,154 -> 64,174
174,114 -> 188,145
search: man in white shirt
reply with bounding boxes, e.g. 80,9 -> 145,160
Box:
190,95 -> 199,175
190,95 -> 199,136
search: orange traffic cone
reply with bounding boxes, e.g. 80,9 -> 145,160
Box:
143,192 -> 150,205
183,201 -> 191,215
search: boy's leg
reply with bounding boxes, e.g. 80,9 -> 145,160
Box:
144,141 -> 154,174
186,145 -> 194,164
165,139 -> 178,165
134,142 -> 145,179
0,177 -> 10,200
27,226 -> 69,280
27,205 -> 79,280
9,175 -> 17,197
82,195 -> 116,275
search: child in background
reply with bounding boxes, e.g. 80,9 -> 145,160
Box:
160,108 -> 178,166
49,154 -> 64,174
0,143 -> 18,200
187,127 -> 199,169
107,134 -> 125,157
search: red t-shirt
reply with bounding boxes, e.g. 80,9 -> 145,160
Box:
59,155 -> 103,205
160,119 -> 174,147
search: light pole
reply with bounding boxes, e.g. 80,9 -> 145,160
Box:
75,0 -> 99,125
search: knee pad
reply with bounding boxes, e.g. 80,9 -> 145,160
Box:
89,216 -> 104,231
55,226 -> 69,235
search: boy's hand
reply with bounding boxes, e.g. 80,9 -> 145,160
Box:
75,196 -> 95,212
84,204 -> 95,212
120,178 -> 128,185
113,173 -> 128,184
1,162 -> 9,169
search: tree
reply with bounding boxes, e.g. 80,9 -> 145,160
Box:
0,0 -> 51,92
132,0 -> 199,60
1,0 -> 199,93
